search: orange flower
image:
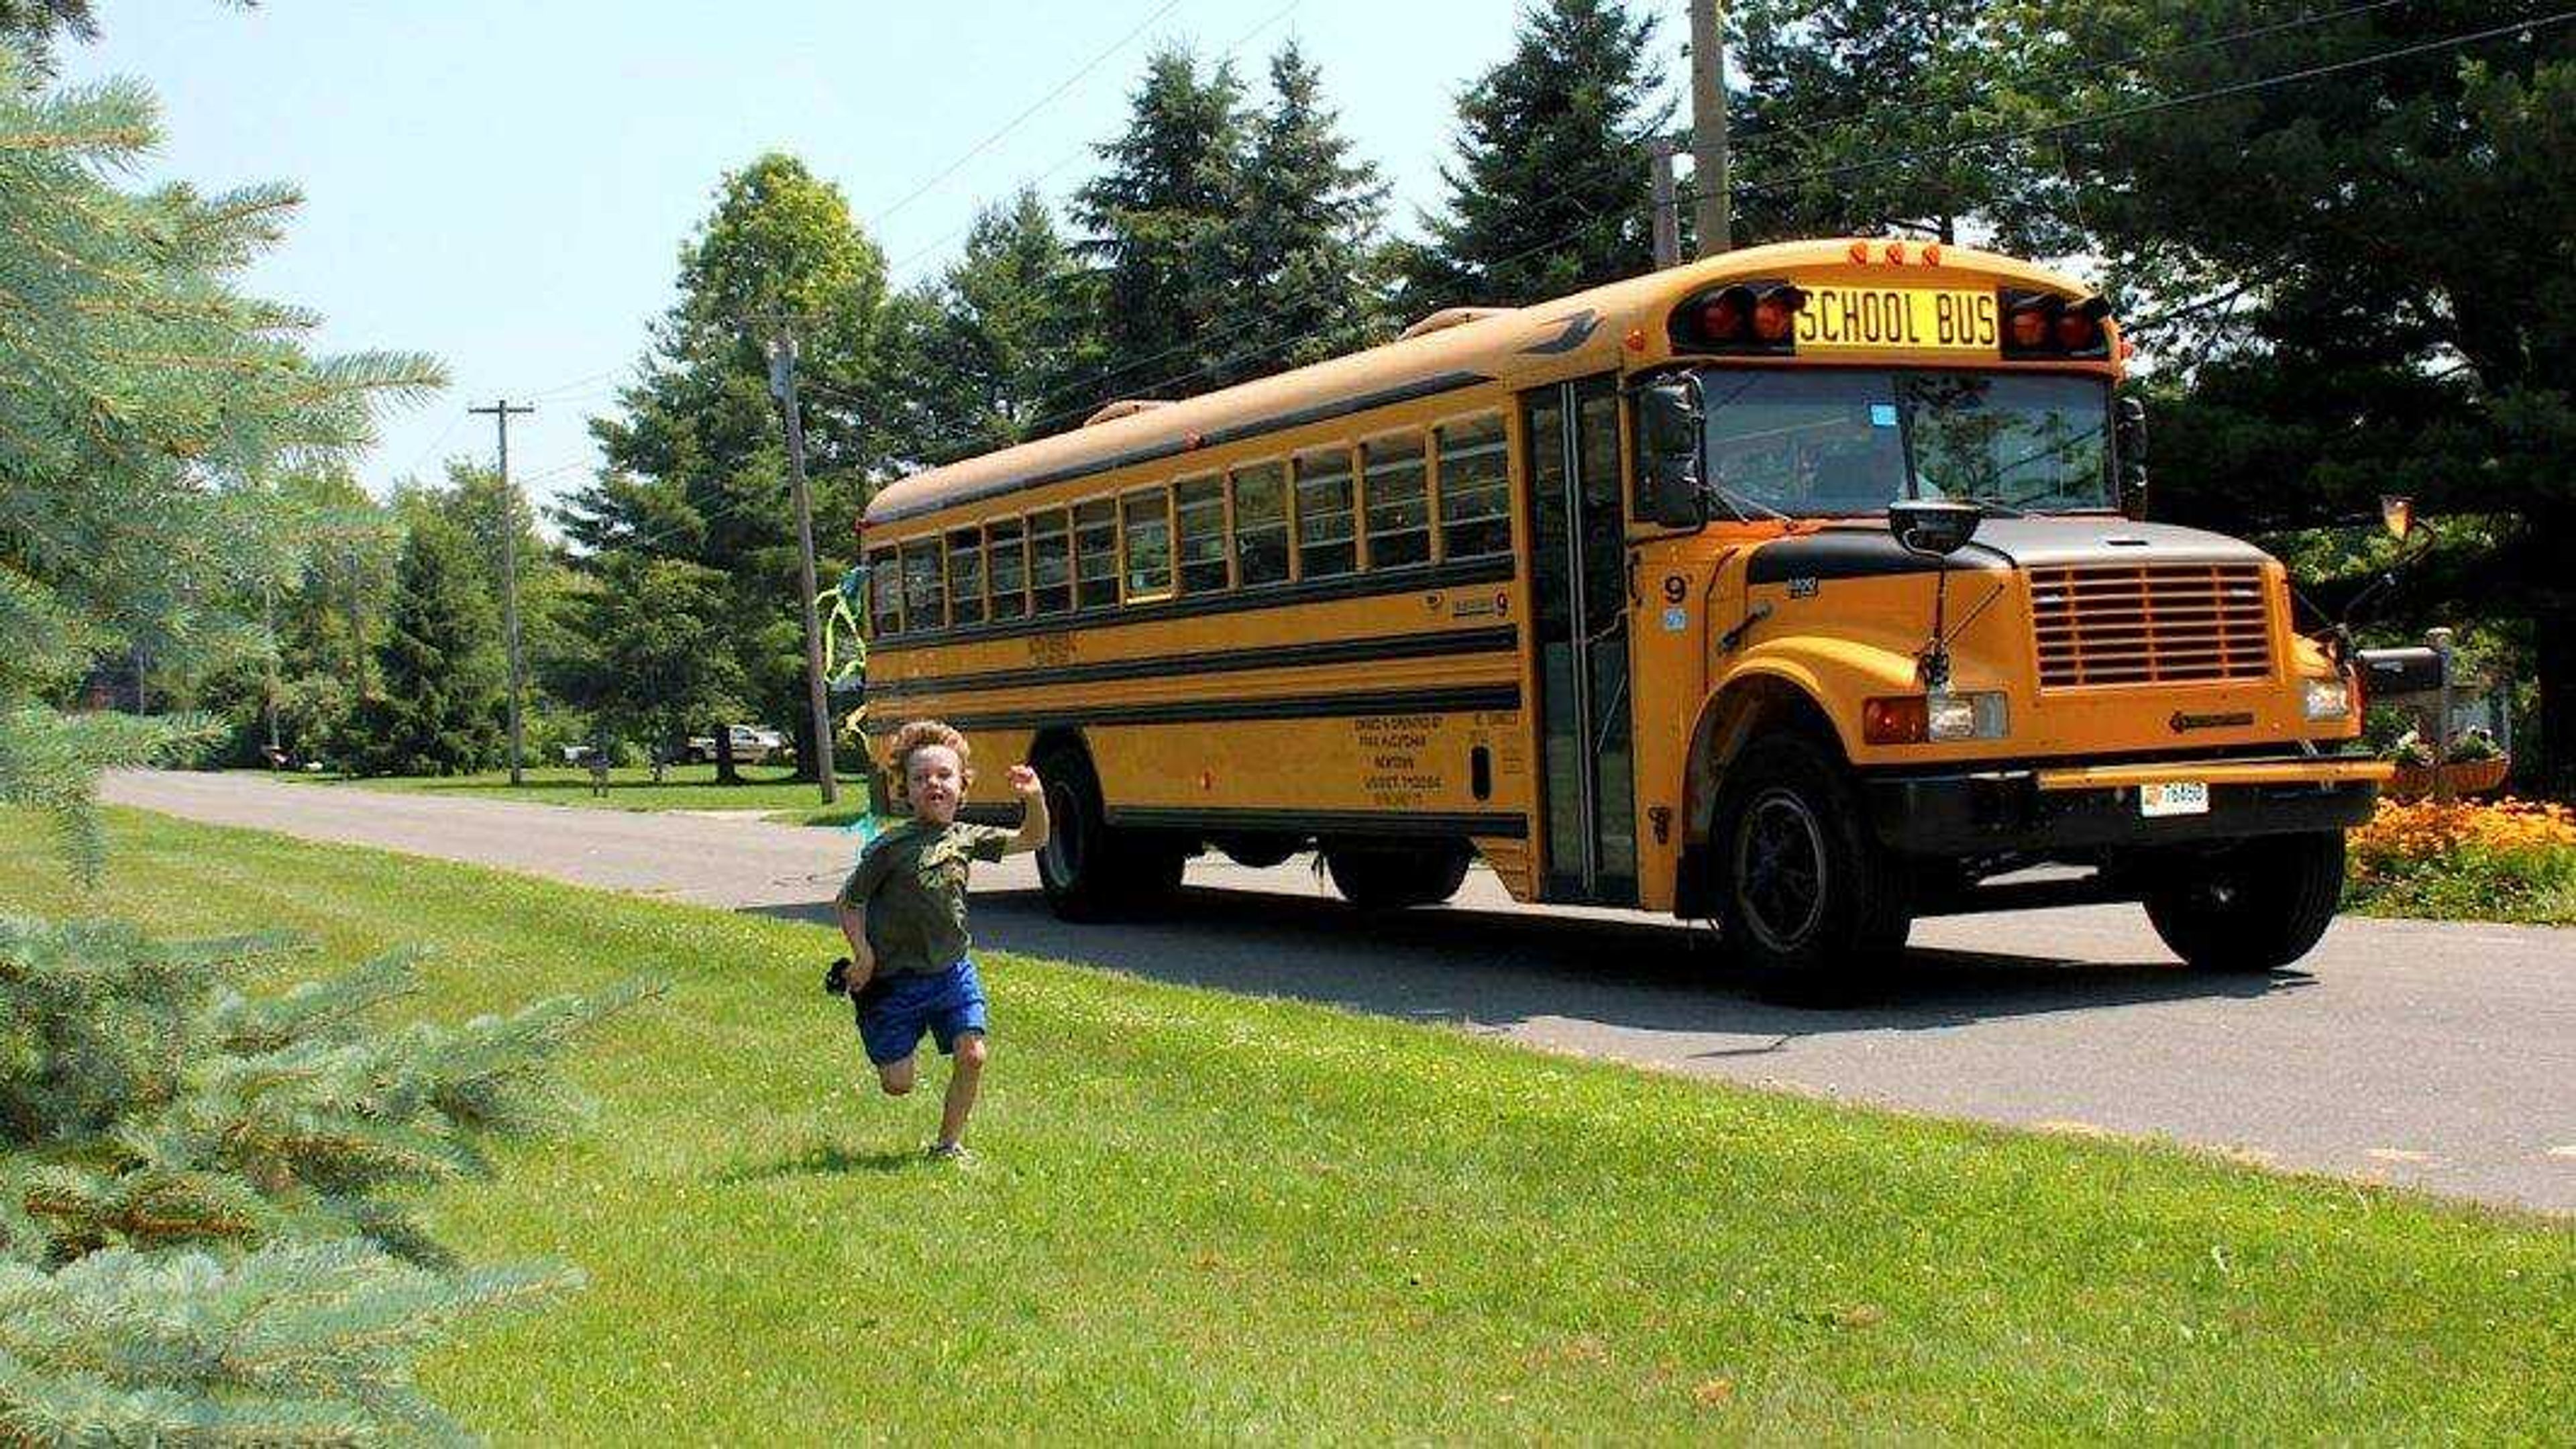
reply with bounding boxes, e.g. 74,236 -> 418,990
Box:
2350,796 -> 2576,871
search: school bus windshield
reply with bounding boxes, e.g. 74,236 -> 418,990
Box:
1700,369 -> 2112,517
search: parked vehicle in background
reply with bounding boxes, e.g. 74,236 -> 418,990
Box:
684,724 -> 787,765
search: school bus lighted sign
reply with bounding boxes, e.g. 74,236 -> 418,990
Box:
1795,287 -> 1998,352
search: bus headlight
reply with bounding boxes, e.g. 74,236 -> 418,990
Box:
1927,690 -> 2010,741
1866,692 -> 2008,743
2302,676 -> 2354,721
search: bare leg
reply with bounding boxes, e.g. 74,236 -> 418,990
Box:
876,1056 -> 917,1096
935,1033 -> 986,1148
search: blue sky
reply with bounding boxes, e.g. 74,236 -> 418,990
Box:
62,1 -> 1697,518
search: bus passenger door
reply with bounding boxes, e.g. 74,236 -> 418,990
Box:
1524,374 -> 1638,905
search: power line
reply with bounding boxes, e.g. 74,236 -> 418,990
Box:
868,10 -> 2565,475
870,0 -> 1189,228
592,6 -> 2565,540
1731,9 -> 2571,197
883,0 -> 1305,287
1729,0 -> 2420,157
390,410 -> 465,483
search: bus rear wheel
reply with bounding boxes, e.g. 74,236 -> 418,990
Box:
1712,734 -> 1911,1004
2142,830 -> 2345,973
1323,843 -> 1472,910
1034,746 -> 1183,921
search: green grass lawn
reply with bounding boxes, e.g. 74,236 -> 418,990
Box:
256,761 -> 865,815
6,808 -> 2569,1442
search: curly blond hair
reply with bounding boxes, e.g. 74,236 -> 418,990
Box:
885,718 -> 971,797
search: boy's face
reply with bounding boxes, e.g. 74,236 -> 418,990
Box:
903,744 -> 965,824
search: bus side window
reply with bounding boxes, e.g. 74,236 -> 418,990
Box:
1232,463 -> 1288,586
1175,476 -> 1228,593
1030,508 -> 1071,614
901,538 -> 945,633
946,528 -> 985,627
1438,413 -> 1511,559
1295,445 -> 1356,579
867,547 -> 900,635
1363,431 -> 1430,569
1074,499 -> 1119,609
1122,486 -> 1174,602
987,518 -> 1027,620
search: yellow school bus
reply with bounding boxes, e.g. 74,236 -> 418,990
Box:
857,237 -> 2388,998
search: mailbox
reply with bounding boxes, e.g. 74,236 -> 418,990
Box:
2357,646 -> 2445,702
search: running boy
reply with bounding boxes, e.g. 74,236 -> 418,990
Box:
832,719 -> 1047,1159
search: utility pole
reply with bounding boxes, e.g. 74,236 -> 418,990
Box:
468,398 -> 535,786
767,329 -> 839,805
1647,136 -> 1682,268
1689,0 -> 1733,256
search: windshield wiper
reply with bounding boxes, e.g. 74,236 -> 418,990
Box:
1950,494 -> 2031,517
1709,481 -> 1795,525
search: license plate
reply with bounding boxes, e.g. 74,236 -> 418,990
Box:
1794,287 -> 1998,352
2139,781 -> 2210,818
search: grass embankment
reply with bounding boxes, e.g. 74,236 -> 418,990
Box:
260,761 -> 855,816
6,810 -> 2568,1442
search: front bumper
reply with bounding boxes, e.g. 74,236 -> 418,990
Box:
1863,757 -> 2390,856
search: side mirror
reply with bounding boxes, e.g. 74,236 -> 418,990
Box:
1633,378 -> 1707,529
1888,498 -> 1982,557
2114,395 -> 2149,521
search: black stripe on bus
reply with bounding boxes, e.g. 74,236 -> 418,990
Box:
865,370 -> 1495,525
867,625 -> 1519,700
1110,806 -> 1528,839
858,684 -> 1521,736
869,553 -> 1518,655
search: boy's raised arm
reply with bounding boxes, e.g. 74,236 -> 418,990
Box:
1005,764 -> 1049,855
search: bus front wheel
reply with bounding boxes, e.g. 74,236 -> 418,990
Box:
2141,830 -> 2345,973
1034,747 -> 1182,921
1712,734 -> 1911,1003
1323,843 -> 1472,910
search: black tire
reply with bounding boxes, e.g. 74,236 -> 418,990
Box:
1711,734 -> 1912,1004
2143,830 -> 2346,973
1322,843 -> 1472,910
1032,746 -> 1183,921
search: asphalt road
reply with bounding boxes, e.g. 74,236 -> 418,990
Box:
103,769 -> 2576,1215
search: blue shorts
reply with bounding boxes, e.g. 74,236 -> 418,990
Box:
854,958 -> 988,1067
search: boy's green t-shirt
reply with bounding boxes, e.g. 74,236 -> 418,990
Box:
837,819 -> 1016,975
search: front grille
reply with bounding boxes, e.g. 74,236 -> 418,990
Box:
2028,561 -> 2274,689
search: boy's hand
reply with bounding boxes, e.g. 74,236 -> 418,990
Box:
1006,763 -> 1042,799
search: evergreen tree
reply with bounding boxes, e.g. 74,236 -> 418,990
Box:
0,40 -> 437,873
1399,0 -> 1670,314
1731,0 -> 2050,247
1071,47 -> 1250,408
361,514 -> 504,777
0,918 -> 649,1440
2031,0 -> 2576,784
0,26 -> 637,1441
1231,42 -> 1390,371
0,0 -> 94,72
567,153 -> 890,782
889,189 -> 1102,455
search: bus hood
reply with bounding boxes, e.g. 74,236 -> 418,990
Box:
1963,517 -> 2272,570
